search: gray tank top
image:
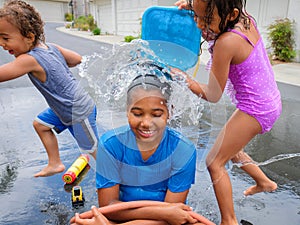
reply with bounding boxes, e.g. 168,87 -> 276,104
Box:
28,44 -> 95,125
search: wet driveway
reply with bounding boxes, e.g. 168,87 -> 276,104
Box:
0,23 -> 299,225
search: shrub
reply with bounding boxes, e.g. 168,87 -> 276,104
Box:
74,16 -> 87,30
65,13 -> 73,22
81,24 -> 89,31
267,18 -> 296,62
74,15 -> 97,32
87,14 -> 97,31
65,23 -> 72,29
124,35 -> 139,42
92,27 -> 101,35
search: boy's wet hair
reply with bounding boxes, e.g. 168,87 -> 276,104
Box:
0,0 -> 45,47
127,74 -> 172,101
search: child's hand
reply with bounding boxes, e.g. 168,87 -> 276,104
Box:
170,67 -> 200,95
174,0 -> 192,10
71,206 -> 110,225
170,67 -> 189,82
161,203 -> 198,225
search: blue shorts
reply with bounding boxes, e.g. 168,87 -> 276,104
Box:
35,107 -> 99,153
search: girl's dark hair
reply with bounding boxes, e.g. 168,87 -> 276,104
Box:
189,0 -> 252,35
0,0 -> 45,47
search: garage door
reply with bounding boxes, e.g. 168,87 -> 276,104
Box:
97,0 -> 113,34
27,0 -> 65,22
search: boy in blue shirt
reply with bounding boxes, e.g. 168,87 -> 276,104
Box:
73,74 -> 201,224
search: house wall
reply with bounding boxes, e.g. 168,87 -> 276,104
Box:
93,0 -> 174,35
91,0 -> 299,61
116,0 -> 156,36
0,0 -> 87,22
93,0 -> 113,34
74,0 -> 91,18
158,0 -> 176,6
0,0 -> 299,61
247,0 -> 300,61
29,0 -> 67,21
287,0 -> 300,61
21,0 -> 68,22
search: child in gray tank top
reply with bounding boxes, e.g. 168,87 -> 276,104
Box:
0,0 -> 99,177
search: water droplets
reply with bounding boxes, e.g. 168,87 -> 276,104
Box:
78,40 -> 204,129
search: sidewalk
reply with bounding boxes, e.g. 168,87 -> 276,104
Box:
57,27 -> 300,87
56,26 -> 124,45
273,63 -> 300,87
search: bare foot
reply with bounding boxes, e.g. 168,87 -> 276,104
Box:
34,164 -> 65,177
244,181 -> 277,196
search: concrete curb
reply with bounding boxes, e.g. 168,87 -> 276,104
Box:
56,26 -> 125,45
273,63 -> 300,87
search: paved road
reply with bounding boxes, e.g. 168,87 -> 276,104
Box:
45,22 -> 113,55
0,22 -> 300,225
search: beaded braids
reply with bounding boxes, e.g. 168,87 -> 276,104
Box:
0,0 -> 45,47
188,0 -> 251,34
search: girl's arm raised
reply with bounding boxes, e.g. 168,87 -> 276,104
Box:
170,35 -> 235,103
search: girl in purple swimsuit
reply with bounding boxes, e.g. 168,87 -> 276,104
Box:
174,1 -> 281,225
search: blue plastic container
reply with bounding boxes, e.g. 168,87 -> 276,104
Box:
141,6 -> 201,71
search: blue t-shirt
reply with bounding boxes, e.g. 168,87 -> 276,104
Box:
96,125 -> 196,202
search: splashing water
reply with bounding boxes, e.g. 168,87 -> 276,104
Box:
78,39 -> 300,190
196,152 -> 300,196
78,39 -> 204,130
232,153 -> 300,167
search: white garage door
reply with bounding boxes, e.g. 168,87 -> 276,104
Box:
27,0 -> 65,22
97,0 -> 113,34
116,0 -> 155,36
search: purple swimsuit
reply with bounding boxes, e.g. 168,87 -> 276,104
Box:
225,28 -> 282,133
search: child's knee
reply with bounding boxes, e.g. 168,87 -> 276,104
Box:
90,149 -> 97,159
33,120 -> 51,132
33,120 -> 40,130
206,153 -> 227,173
206,156 -> 217,173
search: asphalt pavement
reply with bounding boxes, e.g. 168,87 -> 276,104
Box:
0,23 -> 298,225
57,26 -> 300,88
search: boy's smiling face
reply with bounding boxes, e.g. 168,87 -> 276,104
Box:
127,88 -> 169,147
0,18 -> 34,57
